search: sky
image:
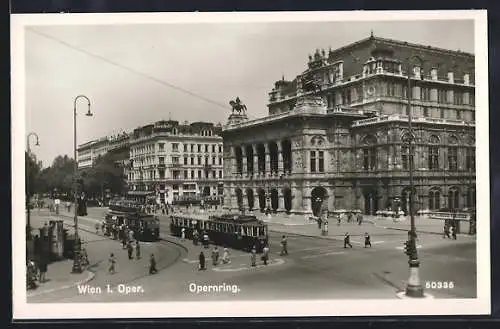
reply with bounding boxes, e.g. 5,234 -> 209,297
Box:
23,18 -> 474,167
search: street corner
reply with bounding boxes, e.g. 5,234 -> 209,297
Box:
27,269 -> 96,299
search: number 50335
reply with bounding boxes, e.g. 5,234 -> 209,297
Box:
425,281 -> 454,289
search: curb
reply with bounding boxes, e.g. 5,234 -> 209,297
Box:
376,225 -> 472,237
27,270 -> 96,298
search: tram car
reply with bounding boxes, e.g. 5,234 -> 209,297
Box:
170,213 -> 268,252
105,199 -> 160,241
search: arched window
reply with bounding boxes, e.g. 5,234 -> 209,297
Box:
448,187 -> 460,210
172,128 -> 178,135
362,135 -> 377,171
448,136 -> 458,171
429,188 -> 441,210
428,135 -> 440,170
401,133 -> 413,170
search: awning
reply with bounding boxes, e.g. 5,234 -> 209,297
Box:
127,191 -> 155,196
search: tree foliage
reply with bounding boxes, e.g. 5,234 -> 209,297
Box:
30,150 -> 128,199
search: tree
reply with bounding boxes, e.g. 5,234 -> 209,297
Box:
33,155 -> 76,198
25,151 -> 42,199
81,150 -> 128,199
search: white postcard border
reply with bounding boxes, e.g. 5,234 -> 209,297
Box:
11,10 -> 490,319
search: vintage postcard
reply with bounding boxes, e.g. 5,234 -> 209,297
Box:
12,10 -> 490,319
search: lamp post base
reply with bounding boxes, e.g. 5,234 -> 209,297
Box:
72,252 -> 82,274
405,259 -> 424,298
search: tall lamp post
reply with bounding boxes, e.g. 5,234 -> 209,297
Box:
26,132 -> 40,240
72,95 -> 93,274
404,56 -> 426,297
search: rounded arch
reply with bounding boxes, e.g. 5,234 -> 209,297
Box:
257,187 -> 266,211
246,188 -> 255,210
428,187 -> 442,210
429,135 -> 440,144
282,187 -> 292,213
311,186 -> 328,216
447,186 -> 460,210
362,134 -> 377,145
310,136 -> 326,147
448,135 -> 459,145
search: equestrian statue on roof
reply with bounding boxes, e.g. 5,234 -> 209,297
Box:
229,97 -> 247,115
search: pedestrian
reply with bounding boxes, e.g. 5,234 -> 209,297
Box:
344,232 -> 353,248
222,247 -> 231,264
193,230 -> 199,245
181,228 -> 186,241
135,241 -> 141,259
127,241 -> 134,260
122,229 -> 127,249
443,221 -> 451,239
108,253 -> 116,274
262,244 -> 270,265
323,220 -> 329,236
38,257 -> 47,283
357,213 -> 364,225
211,246 -> 219,266
347,212 -> 353,223
101,221 -> 106,235
149,253 -> 157,274
128,229 -> 134,242
95,222 -> 100,234
250,246 -> 257,267
198,251 -> 206,271
364,232 -> 372,248
451,225 -> 457,240
317,217 -> 322,230
280,235 -> 288,256
337,214 -> 341,226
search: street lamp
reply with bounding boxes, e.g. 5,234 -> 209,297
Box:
26,132 -> 40,240
72,95 -> 93,274
404,55 -> 425,297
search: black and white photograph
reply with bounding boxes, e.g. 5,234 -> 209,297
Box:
12,10 -> 490,318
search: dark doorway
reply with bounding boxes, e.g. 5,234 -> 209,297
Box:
363,188 -> 379,215
246,188 -> 254,210
235,188 -> 243,209
283,187 -> 292,212
311,186 -> 328,216
203,186 -> 211,197
271,189 -> 279,211
257,188 -> 266,211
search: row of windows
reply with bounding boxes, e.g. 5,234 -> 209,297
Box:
327,84 -> 475,107
130,169 -> 223,180
172,156 -> 223,166
131,142 -> 222,156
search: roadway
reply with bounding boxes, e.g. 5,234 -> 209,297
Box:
32,206 -> 476,302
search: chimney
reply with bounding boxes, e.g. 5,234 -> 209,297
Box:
447,71 -> 454,83
431,68 -> 438,81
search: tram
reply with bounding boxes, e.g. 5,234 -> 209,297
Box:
105,199 -> 160,241
170,213 -> 268,252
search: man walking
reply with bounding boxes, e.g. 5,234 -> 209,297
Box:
344,232 -> 353,248
250,246 -> 257,267
127,241 -> 134,260
280,235 -> 288,256
364,232 -> 372,248
262,244 -> 270,265
108,253 -> 116,274
135,241 -> 141,260
149,253 -> 158,274
198,251 -> 206,271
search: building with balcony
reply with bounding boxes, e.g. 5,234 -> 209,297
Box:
127,120 -> 224,204
222,33 -> 476,216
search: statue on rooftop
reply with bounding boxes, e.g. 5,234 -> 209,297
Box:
229,97 -> 247,115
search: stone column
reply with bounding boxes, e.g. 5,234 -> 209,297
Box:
253,144 -> 259,177
277,141 -> 284,175
230,146 -> 237,177
223,185 -> 232,210
242,189 -> 249,210
241,146 -> 247,177
265,143 -> 271,177
328,187 -> 335,213
303,186 -> 312,214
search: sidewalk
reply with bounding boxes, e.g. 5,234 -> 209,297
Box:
371,215 -> 473,236
28,213 -> 179,298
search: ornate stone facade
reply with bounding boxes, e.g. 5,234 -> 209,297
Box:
222,35 -> 476,216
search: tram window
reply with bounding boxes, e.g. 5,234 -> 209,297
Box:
253,227 -> 258,237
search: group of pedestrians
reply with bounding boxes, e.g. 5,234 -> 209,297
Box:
343,232 -> 372,248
